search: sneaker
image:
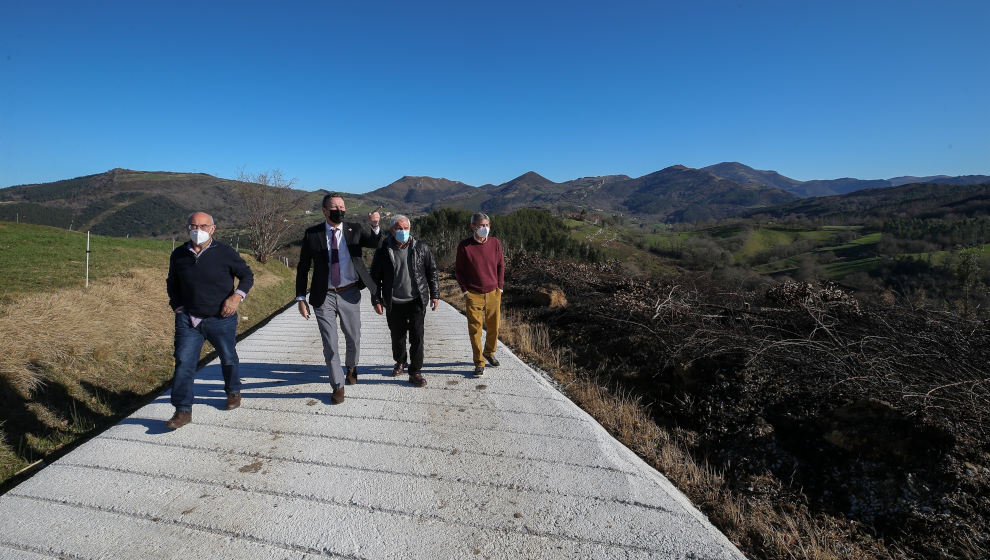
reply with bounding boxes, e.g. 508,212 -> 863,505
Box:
409,373 -> 427,387
345,366 -> 358,385
165,410 -> 192,430
484,354 -> 500,367
473,366 -> 485,378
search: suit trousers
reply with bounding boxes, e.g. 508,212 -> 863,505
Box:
385,299 -> 426,374
465,289 -> 500,367
314,285 -> 362,390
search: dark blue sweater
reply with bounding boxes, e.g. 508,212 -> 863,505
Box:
166,241 -> 254,317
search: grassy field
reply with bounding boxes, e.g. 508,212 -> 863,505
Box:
753,230 -> 884,277
0,222 -> 177,302
736,227 -> 835,259
0,222 -> 296,487
564,221 -> 679,277
900,242 -> 990,266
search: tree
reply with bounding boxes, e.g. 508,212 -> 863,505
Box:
237,169 -> 303,264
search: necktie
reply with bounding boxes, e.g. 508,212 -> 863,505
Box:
330,228 -> 341,287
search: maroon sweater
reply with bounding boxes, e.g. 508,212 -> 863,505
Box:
455,236 -> 504,293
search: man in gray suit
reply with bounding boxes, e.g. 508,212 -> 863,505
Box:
296,194 -> 383,403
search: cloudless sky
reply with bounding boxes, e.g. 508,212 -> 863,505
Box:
2,0 -> 988,192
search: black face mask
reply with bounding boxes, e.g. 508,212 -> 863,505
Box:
326,209 -> 345,223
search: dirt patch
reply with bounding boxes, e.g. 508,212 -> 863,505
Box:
238,460 -> 264,473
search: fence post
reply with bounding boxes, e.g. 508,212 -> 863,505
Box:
85,231 -> 91,288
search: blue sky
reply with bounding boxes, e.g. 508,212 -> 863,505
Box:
2,0 -> 988,192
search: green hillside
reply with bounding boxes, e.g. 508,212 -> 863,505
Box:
0,169 -> 341,241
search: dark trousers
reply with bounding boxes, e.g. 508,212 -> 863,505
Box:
386,299 -> 425,373
172,312 -> 240,411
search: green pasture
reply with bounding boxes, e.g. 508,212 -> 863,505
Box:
0,222 -> 175,299
0,222 -> 296,310
567,220 -> 610,242
900,243 -> 990,267
634,230 -> 702,250
756,255 -> 883,279
736,227 -> 836,259
822,232 -> 882,250
822,225 -> 863,231
824,257 -> 883,278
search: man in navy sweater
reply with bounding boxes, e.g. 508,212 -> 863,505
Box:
165,211 -> 254,429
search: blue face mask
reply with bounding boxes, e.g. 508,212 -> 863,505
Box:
394,229 -> 410,243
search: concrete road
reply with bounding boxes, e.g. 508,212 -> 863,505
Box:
0,294 -> 746,559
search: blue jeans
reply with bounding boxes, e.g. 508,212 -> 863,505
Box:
172,312 -> 241,411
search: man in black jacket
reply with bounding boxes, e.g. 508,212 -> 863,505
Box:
370,215 -> 439,387
296,194 -> 383,403
165,211 -> 254,429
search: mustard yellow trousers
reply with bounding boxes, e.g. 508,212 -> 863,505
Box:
465,289 -> 501,367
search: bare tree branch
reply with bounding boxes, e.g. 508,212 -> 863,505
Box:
237,169 -> 304,264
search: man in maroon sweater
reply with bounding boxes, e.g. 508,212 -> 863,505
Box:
454,212 -> 504,377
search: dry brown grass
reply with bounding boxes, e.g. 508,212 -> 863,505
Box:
0,268 -> 174,400
435,274 -> 881,560
1,257 -> 295,486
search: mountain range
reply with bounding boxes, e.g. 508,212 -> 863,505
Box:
361,163 -> 989,219
1,164 -> 987,237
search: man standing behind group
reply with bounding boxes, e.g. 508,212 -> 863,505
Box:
165,212 -> 254,429
371,215 -> 439,388
296,194 -> 382,404
455,212 -> 504,378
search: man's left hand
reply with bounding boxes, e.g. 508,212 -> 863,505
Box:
221,294 -> 242,317
430,299 -> 439,311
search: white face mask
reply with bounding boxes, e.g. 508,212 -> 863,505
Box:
190,229 -> 211,245
475,226 -> 490,239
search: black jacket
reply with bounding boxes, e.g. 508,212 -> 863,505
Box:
296,221 -> 383,308
166,241 -> 254,317
370,236 -> 439,310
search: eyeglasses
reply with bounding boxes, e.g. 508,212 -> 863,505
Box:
187,223 -> 214,230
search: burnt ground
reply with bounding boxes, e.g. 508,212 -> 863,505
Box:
502,253 -> 989,560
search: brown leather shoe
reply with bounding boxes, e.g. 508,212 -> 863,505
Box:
409,373 -> 427,387
391,363 -> 404,377
345,366 -> 358,385
225,393 -> 241,410
165,410 -> 192,430
331,386 -> 346,404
